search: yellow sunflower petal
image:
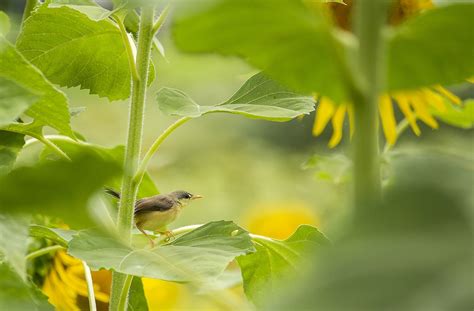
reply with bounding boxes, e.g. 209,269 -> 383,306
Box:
434,85 -> 461,105
313,97 -> 336,136
394,94 -> 421,136
347,103 -> 355,138
422,89 -> 447,112
378,95 -> 398,145
328,105 -> 346,148
410,94 -> 439,129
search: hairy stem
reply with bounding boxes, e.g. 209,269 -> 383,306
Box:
25,245 -> 64,261
117,274 -> 134,311
134,117 -> 191,185
109,7 -> 156,311
114,15 -> 140,81
34,135 -> 71,161
351,0 -> 389,220
82,261 -> 97,311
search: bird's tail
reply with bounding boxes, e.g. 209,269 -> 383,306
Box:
105,187 -> 121,199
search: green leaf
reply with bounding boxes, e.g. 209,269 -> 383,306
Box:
0,77 -> 39,127
172,0 -> 347,101
128,277 -> 149,311
0,263 -> 53,311
432,100 -> 474,129
0,215 -> 29,279
16,5 -> 133,101
68,221 -> 255,283
157,73 -> 315,121
387,3 -> 474,91
237,225 -> 329,307
0,152 -> 121,228
0,130 -> 25,175
0,38 -> 73,136
29,225 -> 76,247
0,11 -> 10,36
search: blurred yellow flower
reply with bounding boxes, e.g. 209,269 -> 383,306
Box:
313,87 -> 462,147
243,202 -> 319,239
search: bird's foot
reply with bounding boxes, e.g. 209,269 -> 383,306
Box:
158,230 -> 175,243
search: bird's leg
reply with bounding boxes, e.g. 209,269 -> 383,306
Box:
138,227 -> 155,248
157,230 -> 175,243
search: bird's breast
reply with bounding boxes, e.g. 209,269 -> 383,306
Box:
135,207 -> 181,231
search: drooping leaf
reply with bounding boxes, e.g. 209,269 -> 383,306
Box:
0,215 -> 29,279
29,225 -> 76,247
0,11 -> 10,36
387,3 -> 474,91
0,77 -> 39,127
0,37 -> 73,136
0,263 -> 53,311
128,277 -> 149,311
237,225 -> 329,307
16,5 -> 134,100
172,0 -> 347,101
432,100 -> 474,129
0,152 -> 121,228
0,130 -> 25,175
157,73 -> 315,121
68,221 -> 255,283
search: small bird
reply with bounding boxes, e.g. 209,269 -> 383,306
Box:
105,189 -> 203,246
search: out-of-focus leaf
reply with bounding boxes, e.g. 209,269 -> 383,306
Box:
0,11 -> 10,36
0,152 -> 121,228
29,225 -> 76,247
157,73 -> 315,121
16,5 -> 132,101
0,77 -> 39,127
432,100 -> 474,129
302,154 -> 352,183
237,225 -> 329,307
0,263 -> 53,311
0,215 -> 29,279
172,0 -> 347,101
68,221 -> 255,283
128,277 -> 149,311
0,38 -> 73,137
0,130 -> 25,175
387,3 -> 474,91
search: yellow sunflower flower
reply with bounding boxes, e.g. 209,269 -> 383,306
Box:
313,0 -> 464,147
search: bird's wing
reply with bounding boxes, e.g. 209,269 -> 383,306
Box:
134,195 -> 175,215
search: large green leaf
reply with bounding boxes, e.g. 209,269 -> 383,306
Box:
237,225 -> 329,307
29,225 -> 76,247
16,5 -> 133,101
157,73 -> 315,121
0,11 -> 10,36
0,38 -> 73,136
172,0 -> 347,101
0,263 -> 53,311
0,215 -> 29,279
387,3 -> 474,91
0,77 -> 39,127
68,221 -> 255,283
0,152 -> 121,228
128,277 -> 149,311
0,130 -> 25,175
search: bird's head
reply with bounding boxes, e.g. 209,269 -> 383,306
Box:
170,190 -> 203,206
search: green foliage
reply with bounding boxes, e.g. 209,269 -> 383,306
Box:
0,11 -> 10,36
0,152 -> 121,228
0,37 -> 73,136
29,225 -> 75,247
0,263 -> 53,311
0,131 -> 25,175
128,277 -> 149,311
432,100 -> 474,129
0,215 -> 29,279
172,0 -> 347,101
68,221 -> 255,283
16,5 -> 133,100
237,225 -> 329,306
0,77 -> 39,127
387,3 -> 474,91
157,73 -> 315,121
302,154 -> 352,183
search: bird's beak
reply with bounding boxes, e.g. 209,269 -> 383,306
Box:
192,194 -> 203,200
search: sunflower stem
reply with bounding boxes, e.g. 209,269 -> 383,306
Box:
82,261 -> 97,311
109,6 -> 156,311
351,0 -> 389,220
25,245 -> 64,261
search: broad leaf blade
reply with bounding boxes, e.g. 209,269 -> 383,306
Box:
0,77 -> 39,127
0,130 -> 25,175
387,3 -> 474,91
237,225 -> 329,307
16,5 -> 132,100
0,215 -> 29,280
128,277 -> 149,311
0,11 -> 10,36
68,221 -> 255,283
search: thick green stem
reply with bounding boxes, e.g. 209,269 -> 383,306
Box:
109,7 -> 155,311
82,261 -> 97,311
352,0 -> 389,218
25,245 -> 64,261
117,275 -> 134,311
21,0 -> 37,24
134,117 -> 191,185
